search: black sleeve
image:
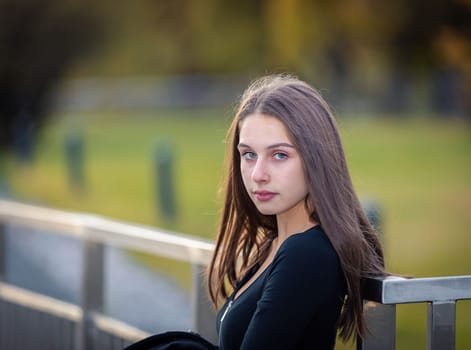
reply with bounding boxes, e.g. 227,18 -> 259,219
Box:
239,234 -> 342,349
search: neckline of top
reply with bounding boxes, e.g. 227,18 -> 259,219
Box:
231,224 -> 322,302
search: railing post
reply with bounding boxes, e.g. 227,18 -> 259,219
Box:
191,263 -> 217,344
79,240 -> 105,350
357,301 -> 396,350
427,300 -> 456,350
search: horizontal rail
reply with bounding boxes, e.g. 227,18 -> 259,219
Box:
363,275 -> 471,304
0,281 -> 81,322
92,312 -> 150,342
0,199 -> 213,265
0,281 -> 149,342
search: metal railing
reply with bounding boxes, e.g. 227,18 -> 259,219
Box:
358,275 -> 471,350
0,199 -> 215,349
0,199 -> 470,349
0,281 -> 150,349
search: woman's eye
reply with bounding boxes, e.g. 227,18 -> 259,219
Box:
273,152 -> 288,160
242,151 -> 256,160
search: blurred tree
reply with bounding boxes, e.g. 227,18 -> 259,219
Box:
146,0 -> 265,74
377,0 -> 471,113
0,0 -> 105,160
7,0 -> 466,118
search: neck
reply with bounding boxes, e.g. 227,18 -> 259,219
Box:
276,202 -> 316,243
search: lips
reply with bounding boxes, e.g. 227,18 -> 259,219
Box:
254,190 -> 277,201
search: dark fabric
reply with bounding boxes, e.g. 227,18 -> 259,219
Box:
216,226 -> 346,350
123,331 -> 218,350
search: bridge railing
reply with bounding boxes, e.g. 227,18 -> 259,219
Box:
0,199 -> 216,349
0,199 -> 470,350
358,275 -> 471,350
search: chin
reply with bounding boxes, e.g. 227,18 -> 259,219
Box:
255,206 -> 278,216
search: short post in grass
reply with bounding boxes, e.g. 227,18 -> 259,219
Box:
64,130 -> 85,193
0,154 -> 9,197
362,197 -> 382,236
154,139 -> 177,223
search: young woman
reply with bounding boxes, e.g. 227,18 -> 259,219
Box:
207,75 -> 386,350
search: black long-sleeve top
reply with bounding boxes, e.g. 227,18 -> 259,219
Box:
216,225 -> 346,350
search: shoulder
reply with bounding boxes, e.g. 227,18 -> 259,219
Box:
280,225 -> 335,254
266,225 -> 344,292
275,225 -> 339,270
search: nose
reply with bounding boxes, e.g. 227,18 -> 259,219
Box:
252,158 -> 269,183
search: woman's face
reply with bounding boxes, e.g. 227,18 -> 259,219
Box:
238,113 -> 309,220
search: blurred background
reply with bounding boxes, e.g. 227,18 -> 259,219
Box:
1,0 -> 470,349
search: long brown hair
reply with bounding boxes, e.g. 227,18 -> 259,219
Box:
207,74 -> 385,342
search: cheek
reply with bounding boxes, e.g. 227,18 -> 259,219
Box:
240,164 -> 251,188
286,163 -> 308,192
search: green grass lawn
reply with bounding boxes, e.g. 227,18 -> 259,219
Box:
5,109 -> 471,349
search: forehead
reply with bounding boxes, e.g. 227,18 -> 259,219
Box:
238,113 -> 291,146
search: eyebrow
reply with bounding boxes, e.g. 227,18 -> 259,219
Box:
237,142 -> 295,149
